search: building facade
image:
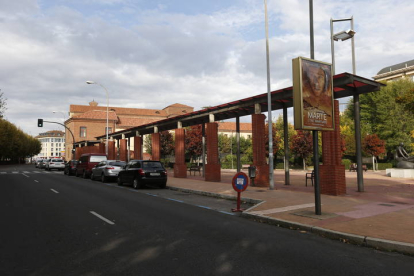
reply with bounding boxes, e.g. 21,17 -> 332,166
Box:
373,59 -> 414,82
33,130 -> 65,159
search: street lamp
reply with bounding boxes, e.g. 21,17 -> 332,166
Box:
330,17 -> 364,192
86,81 -> 109,156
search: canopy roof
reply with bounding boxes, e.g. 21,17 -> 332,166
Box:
96,73 -> 385,140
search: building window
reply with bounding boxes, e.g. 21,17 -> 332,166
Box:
51,143 -> 54,147
80,127 -> 87,138
105,127 -> 112,135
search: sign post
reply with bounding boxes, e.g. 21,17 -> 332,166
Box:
231,172 -> 249,212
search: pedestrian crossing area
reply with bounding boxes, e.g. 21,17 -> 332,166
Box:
0,171 -> 63,175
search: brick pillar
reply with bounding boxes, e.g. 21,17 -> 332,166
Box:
119,139 -> 127,161
205,123 -> 221,182
98,143 -> 105,154
108,141 -> 116,160
320,100 -> 346,195
252,114 -> 269,187
134,136 -> 143,160
75,147 -> 81,160
174,128 -> 187,178
152,133 -> 161,161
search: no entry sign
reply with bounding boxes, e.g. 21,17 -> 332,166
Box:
232,172 -> 249,212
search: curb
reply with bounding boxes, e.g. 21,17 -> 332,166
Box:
168,185 -> 414,256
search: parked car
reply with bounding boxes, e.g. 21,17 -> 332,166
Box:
91,160 -> 126,183
75,153 -> 107,179
117,160 -> 167,189
64,160 -> 78,176
39,159 -> 50,169
35,158 -> 44,168
45,158 -> 65,171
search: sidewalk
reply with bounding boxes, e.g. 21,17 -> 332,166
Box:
167,169 -> 414,255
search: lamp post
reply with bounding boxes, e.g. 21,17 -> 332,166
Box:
330,17 -> 364,192
86,81 -> 109,156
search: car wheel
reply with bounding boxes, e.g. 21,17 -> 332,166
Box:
133,178 -> 144,189
101,174 -> 107,183
83,171 -> 87,179
117,177 -> 123,186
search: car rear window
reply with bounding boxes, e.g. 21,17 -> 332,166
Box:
90,156 -> 107,162
109,162 -> 126,167
53,159 -> 63,163
143,162 -> 163,169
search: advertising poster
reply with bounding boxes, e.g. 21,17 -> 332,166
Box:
293,57 -> 334,131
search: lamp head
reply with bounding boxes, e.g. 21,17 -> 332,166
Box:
86,81 -> 95,84
333,29 -> 356,41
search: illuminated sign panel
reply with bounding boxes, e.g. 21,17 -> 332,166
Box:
293,57 -> 334,131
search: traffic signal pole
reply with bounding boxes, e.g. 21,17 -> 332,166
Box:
38,119 -> 76,160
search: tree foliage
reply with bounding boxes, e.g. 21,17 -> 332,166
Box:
264,122 -> 281,158
290,130 -> 313,170
362,134 -> 386,157
343,78 -> 414,155
0,118 -> 41,162
185,125 -> 203,159
160,131 -> 174,157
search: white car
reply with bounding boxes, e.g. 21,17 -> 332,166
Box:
46,159 -> 65,171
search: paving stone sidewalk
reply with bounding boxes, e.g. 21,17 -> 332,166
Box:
167,169 -> 414,255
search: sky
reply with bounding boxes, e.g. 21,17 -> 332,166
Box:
1,0 -> 413,136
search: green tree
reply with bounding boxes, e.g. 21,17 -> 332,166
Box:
290,130 -> 313,170
344,78 -> 414,156
274,115 -> 296,157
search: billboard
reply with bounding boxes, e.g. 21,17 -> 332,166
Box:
292,57 -> 334,131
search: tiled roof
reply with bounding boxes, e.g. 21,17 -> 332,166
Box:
117,117 -> 159,127
218,122 -> 252,132
70,105 -> 168,116
35,130 -> 65,138
163,103 -> 194,109
72,110 -> 118,120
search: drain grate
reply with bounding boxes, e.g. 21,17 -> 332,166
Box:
378,203 -> 395,207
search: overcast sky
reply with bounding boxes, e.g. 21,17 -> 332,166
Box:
1,0 -> 413,136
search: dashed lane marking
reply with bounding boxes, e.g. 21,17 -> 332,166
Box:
51,189 -> 59,194
90,211 -> 115,225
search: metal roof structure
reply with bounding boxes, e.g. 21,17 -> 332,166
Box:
96,72 -> 385,140
376,59 -> 414,75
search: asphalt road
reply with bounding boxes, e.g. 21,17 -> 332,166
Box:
1,164 -> 413,276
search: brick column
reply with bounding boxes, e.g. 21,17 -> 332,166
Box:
320,100 -> 346,195
205,123 -> 221,182
252,114 -> 269,187
174,128 -> 187,178
152,133 -> 161,161
134,136 -> 143,160
98,143 -> 105,154
108,141 -> 116,160
75,147 -> 81,160
119,139 -> 127,161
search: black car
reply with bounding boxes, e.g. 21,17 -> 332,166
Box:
64,160 -> 78,176
117,160 -> 167,189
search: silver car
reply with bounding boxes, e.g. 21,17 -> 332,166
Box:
46,159 -> 65,171
90,160 -> 126,183
40,159 -> 51,169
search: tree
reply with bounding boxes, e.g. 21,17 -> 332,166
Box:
274,115 -> 296,157
185,125 -> 203,163
290,130 -> 313,170
343,78 -> 414,157
144,134 -> 152,154
160,131 -> 174,157
264,122 -> 281,168
362,134 -> 386,171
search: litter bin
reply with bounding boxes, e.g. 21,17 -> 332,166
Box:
248,165 -> 256,187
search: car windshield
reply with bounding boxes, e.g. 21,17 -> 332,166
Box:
109,162 -> 126,167
90,156 -> 107,162
143,162 -> 163,169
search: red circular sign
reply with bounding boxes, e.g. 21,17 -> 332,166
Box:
232,172 -> 249,192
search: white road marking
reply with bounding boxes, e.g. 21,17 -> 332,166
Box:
34,180 -> 39,183
33,171 -> 41,173
51,189 -> 59,194
90,211 -> 115,225
12,171 -> 19,174
23,171 -> 30,173
249,203 -> 316,215
22,174 -> 30,178
0,172 -> 6,174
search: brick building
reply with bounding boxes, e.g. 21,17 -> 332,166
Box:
64,101 -> 194,158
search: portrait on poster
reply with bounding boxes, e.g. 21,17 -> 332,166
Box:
293,57 -> 334,131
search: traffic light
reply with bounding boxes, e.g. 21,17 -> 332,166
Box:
38,119 -> 43,127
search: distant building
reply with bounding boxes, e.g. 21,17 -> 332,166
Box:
33,130 -> 65,159
64,101 -> 194,156
373,59 -> 414,82
217,122 -> 252,139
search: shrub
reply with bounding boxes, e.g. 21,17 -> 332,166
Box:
341,159 -> 352,170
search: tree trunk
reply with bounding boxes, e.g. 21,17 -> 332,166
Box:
303,158 -> 306,171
